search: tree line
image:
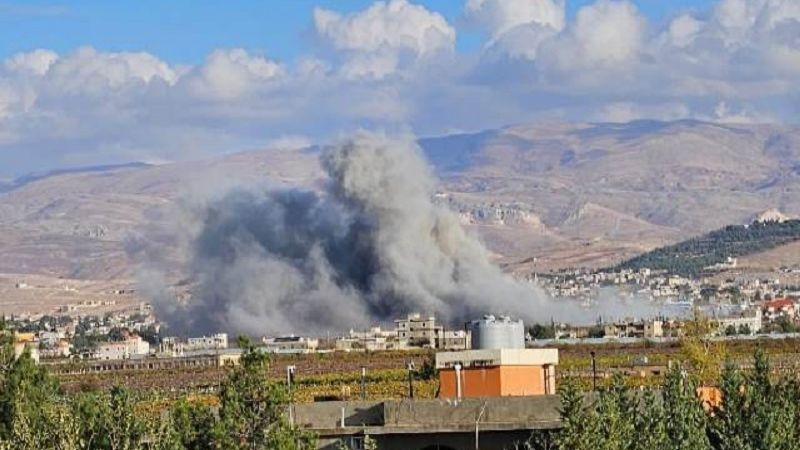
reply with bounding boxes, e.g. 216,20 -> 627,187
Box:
618,219 -> 800,277
547,350 -> 799,450
0,330 -> 315,450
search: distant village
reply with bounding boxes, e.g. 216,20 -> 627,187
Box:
5,260 -> 800,366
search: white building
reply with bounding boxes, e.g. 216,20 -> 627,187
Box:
716,309 -> 762,335
261,336 -> 319,354
187,333 -> 228,350
95,335 -> 150,360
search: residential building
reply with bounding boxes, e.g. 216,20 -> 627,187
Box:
763,298 -> 796,322
13,332 -> 39,363
436,329 -> 470,351
261,336 -> 319,354
186,333 -> 228,350
95,335 -> 150,360
604,319 -> 664,339
716,309 -> 762,335
395,313 -> 439,347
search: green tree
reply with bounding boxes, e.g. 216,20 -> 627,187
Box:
632,389 -> 669,450
745,350 -> 797,450
213,338 -> 316,450
709,362 -> 750,450
662,364 -> 710,450
596,375 -> 635,450
170,397 -> 216,450
556,377 -> 599,450
0,348 -> 59,439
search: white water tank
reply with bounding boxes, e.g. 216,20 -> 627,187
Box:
469,315 -> 525,350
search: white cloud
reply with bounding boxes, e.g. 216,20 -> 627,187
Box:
465,0 -> 565,37
313,0 -> 454,78
569,0 -> 645,66
52,47 -> 177,88
188,49 -> 283,99
0,0 -> 798,176
465,0 -> 565,60
667,14 -> 704,48
3,49 -> 58,76
314,0 -> 454,55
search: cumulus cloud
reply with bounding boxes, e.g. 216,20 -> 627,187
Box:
465,0 -> 565,60
549,0 -> 645,69
42,47 -> 178,93
465,0 -> 565,38
3,49 -> 58,76
188,49 -> 283,100
313,0 -> 455,78
0,0 -> 798,176
666,14 -> 704,48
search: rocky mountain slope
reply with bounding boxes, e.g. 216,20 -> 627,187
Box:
1,120 -> 800,282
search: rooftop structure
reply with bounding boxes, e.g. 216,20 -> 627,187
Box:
262,336 -> 319,354
436,348 -> 559,399
293,397 -> 562,450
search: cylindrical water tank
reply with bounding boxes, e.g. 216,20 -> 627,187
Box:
469,315 -> 525,350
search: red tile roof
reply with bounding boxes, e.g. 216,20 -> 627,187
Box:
764,298 -> 795,310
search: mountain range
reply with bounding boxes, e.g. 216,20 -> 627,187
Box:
2,119 -> 800,284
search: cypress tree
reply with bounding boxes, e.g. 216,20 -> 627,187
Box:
663,364 -> 710,450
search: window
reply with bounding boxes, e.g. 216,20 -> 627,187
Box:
349,437 -> 366,450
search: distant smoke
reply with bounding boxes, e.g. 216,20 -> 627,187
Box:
150,132 -> 551,336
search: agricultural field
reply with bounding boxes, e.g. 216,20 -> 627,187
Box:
53,338 -> 800,402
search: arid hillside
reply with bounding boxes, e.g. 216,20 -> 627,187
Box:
1,120 -> 800,289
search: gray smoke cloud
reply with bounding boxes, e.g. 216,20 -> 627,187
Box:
153,132 -> 550,336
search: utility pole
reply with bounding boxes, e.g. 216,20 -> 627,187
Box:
287,365 -> 296,393
406,360 -> 415,399
360,366 -> 366,400
590,351 -> 597,391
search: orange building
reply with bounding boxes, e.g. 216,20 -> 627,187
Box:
436,349 -> 559,399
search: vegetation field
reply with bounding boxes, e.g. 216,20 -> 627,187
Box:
54,338 -> 800,401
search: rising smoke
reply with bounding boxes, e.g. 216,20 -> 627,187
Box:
149,132 -> 552,336
145,132 -> 673,336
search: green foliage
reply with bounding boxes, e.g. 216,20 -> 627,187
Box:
212,339 -> 316,450
0,332 -> 317,449
632,389 -> 668,450
169,398 -> 215,450
556,377 -> 600,450
662,364 -> 710,450
595,375 -> 636,450
618,219 -> 800,276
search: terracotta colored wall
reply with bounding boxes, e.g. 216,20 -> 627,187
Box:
499,366 -> 546,396
439,365 -> 552,398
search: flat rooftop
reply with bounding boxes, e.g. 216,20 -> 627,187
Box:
292,396 -> 562,436
435,348 -> 559,369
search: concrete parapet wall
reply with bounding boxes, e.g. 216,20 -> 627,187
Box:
383,396 -> 561,429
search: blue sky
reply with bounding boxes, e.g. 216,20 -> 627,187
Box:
0,0 -> 796,176
1,0 -> 717,64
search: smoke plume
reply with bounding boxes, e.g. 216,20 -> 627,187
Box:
152,132 -> 549,336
